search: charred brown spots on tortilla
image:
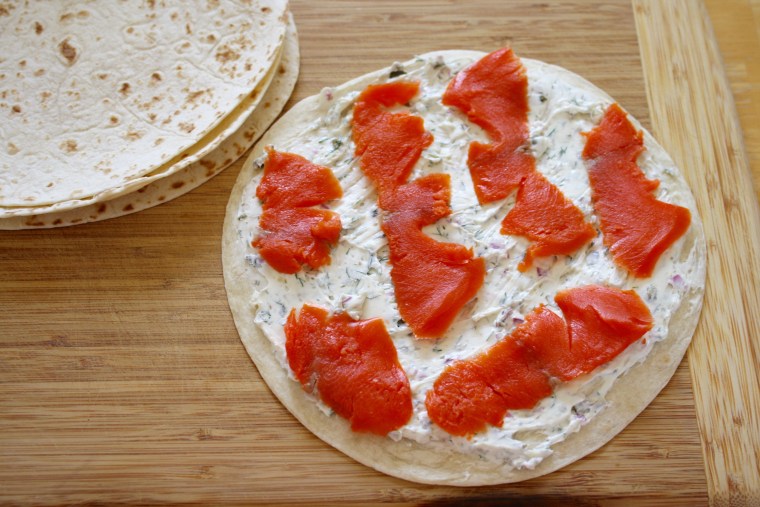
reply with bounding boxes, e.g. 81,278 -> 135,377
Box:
58,39 -> 78,65
215,45 -> 240,63
60,140 -> 78,153
186,90 -> 206,103
125,131 -> 144,141
134,96 -> 164,112
59,10 -> 89,22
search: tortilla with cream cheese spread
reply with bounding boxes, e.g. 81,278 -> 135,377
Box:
222,50 -> 706,485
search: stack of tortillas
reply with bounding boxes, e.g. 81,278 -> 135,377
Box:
0,0 -> 298,229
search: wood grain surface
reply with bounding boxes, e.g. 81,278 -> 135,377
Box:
634,1 -> 760,505
705,0 -> 760,203
1,0 -> 757,504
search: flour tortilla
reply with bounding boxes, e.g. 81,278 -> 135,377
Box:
222,50 -> 706,485
0,0 -> 287,213
0,14 -> 299,230
0,45 -> 283,219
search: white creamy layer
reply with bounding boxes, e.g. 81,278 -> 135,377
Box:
232,54 -> 700,469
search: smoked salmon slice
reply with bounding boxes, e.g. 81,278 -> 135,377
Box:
443,48 -> 594,270
501,172 -> 596,272
525,285 -> 654,381
442,47 -> 533,202
285,304 -> 413,435
425,285 -> 653,437
426,307 -> 560,436
382,175 -> 487,338
353,82 -> 433,201
253,147 -> 343,274
353,82 -> 485,338
582,103 -> 691,277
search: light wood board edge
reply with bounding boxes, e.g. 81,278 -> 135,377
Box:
633,1 -> 760,506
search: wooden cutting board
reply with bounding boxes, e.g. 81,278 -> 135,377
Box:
1,1 -> 758,505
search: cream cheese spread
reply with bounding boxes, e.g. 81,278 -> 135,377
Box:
231,53 -> 702,470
